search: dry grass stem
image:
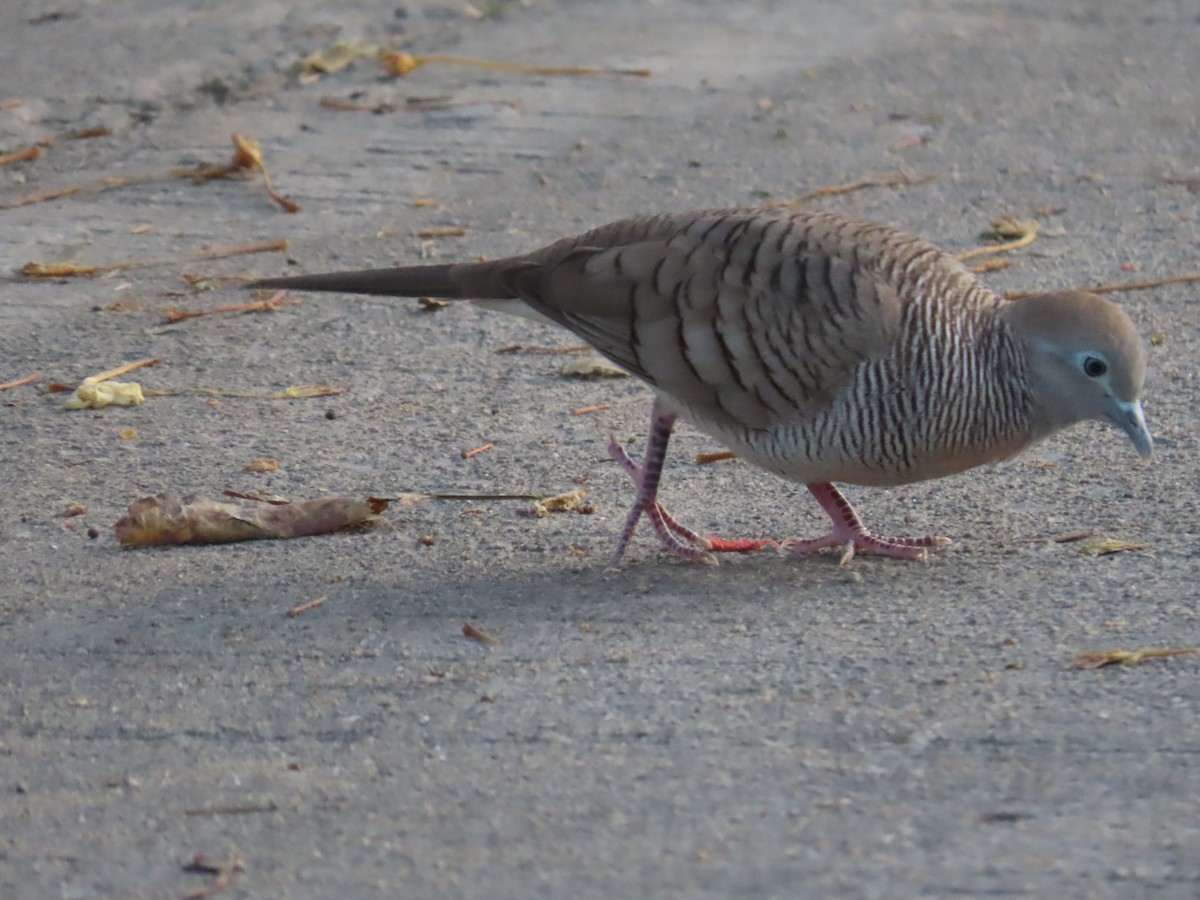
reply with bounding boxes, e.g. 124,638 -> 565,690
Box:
0,372 -> 43,391
461,442 -> 495,459
380,50 -> 650,79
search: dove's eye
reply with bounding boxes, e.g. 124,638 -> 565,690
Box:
1081,354 -> 1108,378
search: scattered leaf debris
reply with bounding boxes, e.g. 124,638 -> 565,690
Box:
379,50 -> 650,80
2,133 -> 295,212
1070,647 -> 1200,669
115,493 -> 390,547
462,622 -> 500,645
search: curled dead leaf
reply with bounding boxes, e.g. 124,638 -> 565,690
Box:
115,493 -> 390,547
63,378 -> 145,410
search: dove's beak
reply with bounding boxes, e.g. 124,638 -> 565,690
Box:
1108,399 -> 1153,458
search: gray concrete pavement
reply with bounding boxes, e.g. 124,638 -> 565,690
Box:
2,1 -> 1198,897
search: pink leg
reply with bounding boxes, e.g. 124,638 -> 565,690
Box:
784,482 -> 950,565
606,402 -> 773,568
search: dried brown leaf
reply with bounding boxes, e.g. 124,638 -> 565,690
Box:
115,493 -> 390,547
533,490 -> 589,517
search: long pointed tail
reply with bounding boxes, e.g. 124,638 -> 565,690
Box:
248,254 -> 531,302
250,264 -> 466,299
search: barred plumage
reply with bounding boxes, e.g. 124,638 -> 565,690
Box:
250,208 -> 1152,568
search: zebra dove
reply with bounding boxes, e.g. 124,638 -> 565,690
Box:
251,208 -> 1151,567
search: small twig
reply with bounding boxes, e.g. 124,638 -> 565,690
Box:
1005,271 -> 1200,301
955,220 -> 1039,262
22,239 -> 290,279
184,802 -> 278,817
182,850 -> 247,900
186,384 -> 344,400
380,50 -> 650,79
1071,647 -> 1200,670
696,450 -> 737,465
319,96 -> 521,114
389,492 -> 541,504
0,145 -> 40,167
0,371 -> 43,391
572,403 -> 611,416
495,343 -> 592,355
775,171 -> 937,207
966,258 -> 1011,274
165,291 -> 298,323
87,357 -> 163,384
2,172 -> 171,210
0,128 -> 108,168
413,226 -> 466,238
461,442 -> 494,459
287,596 -> 327,618
462,622 -> 501,645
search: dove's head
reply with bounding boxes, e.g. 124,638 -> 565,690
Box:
1002,290 -> 1151,456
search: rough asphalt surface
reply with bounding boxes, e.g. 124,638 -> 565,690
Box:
2,1 -> 1198,897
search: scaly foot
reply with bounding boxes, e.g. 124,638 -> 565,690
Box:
782,483 -> 950,565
